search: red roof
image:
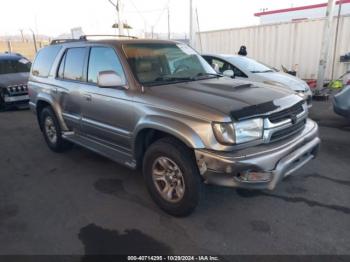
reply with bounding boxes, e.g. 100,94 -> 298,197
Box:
254,0 -> 350,17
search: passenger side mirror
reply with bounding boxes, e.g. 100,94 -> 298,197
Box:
223,70 -> 234,78
97,71 -> 126,88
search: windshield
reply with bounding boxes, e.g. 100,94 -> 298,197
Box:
123,43 -> 218,86
0,58 -> 31,75
228,56 -> 274,73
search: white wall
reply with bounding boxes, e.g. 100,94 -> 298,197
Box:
195,15 -> 350,80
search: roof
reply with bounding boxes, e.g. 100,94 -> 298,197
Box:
254,0 -> 350,17
0,52 -> 24,60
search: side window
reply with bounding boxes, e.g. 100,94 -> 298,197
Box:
232,66 -> 247,78
31,45 -> 61,77
63,48 -> 86,81
202,56 -> 212,65
211,58 -> 226,73
88,47 -> 126,84
212,58 -> 247,78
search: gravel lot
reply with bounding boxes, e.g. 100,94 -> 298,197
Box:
0,100 -> 349,255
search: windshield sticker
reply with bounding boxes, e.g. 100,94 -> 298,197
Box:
18,58 -> 30,64
176,44 -> 196,55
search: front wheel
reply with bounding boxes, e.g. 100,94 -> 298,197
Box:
143,137 -> 202,217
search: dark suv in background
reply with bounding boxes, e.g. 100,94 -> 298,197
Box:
0,52 -> 31,110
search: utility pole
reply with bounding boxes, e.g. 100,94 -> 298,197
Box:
29,28 -> 37,53
196,8 -> 202,53
189,0 -> 194,46
167,4 -> 171,40
19,29 -> 24,42
316,0 -> 336,92
108,0 -> 124,35
331,0 -> 343,79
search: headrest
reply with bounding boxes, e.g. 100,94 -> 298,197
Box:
136,61 -> 152,73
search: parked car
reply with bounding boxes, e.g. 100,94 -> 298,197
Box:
203,54 -> 313,106
28,37 -> 320,216
0,52 -> 31,110
333,85 -> 350,119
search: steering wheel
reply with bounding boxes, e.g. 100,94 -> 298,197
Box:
174,64 -> 190,74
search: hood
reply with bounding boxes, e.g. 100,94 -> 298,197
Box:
256,71 -> 308,91
0,72 -> 29,88
139,77 -> 296,122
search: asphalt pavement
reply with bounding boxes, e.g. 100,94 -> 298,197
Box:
0,101 -> 349,255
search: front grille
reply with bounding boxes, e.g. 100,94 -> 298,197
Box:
6,84 -> 28,96
270,119 -> 306,142
268,101 -> 304,123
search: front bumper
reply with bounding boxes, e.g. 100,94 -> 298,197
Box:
195,119 -> 320,190
3,94 -> 29,107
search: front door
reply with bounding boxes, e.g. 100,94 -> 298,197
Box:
80,46 -> 135,153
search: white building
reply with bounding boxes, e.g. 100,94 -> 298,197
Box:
255,0 -> 350,24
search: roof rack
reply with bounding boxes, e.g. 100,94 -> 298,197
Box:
50,39 -> 83,45
50,35 -> 138,45
79,34 -> 138,40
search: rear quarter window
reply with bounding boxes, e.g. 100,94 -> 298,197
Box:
31,45 -> 61,78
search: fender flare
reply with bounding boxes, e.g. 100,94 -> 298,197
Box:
133,115 -> 206,150
35,93 -> 69,131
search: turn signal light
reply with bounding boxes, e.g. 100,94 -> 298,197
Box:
237,171 -> 272,182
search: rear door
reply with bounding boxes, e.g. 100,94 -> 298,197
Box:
80,46 -> 135,152
56,47 -> 89,132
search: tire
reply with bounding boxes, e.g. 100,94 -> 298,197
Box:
0,90 -> 6,111
39,107 -> 72,152
143,137 -> 202,217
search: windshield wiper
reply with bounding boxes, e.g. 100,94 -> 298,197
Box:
155,76 -> 193,82
150,73 -> 222,85
191,72 -> 223,80
145,76 -> 195,86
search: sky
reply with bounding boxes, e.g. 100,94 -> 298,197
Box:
0,0 -> 324,38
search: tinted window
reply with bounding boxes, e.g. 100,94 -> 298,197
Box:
211,57 -> 247,78
88,47 -> 126,84
123,43 -> 216,86
0,58 -> 31,75
228,56 -> 274,74
63,48 -> 86,81
32,45 -> 61,77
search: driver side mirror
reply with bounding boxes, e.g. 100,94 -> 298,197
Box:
223,70 -> 235,78
97,71 -> 126,88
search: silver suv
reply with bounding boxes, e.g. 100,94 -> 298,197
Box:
29,36 -> 320,216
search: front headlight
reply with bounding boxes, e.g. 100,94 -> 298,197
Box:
296,90 -> 307,99
212,118 -> 263,145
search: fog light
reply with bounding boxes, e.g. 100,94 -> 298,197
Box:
237,171 -> 272,182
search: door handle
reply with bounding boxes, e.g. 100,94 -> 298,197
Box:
83,94 -> 92,101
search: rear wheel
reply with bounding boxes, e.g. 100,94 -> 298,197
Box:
143,137 -> 202,217
40,107 -> 72,152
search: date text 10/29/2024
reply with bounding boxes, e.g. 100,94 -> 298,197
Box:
127,256 -> 220,261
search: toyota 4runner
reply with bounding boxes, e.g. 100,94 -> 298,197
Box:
28,36 -> 320,216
